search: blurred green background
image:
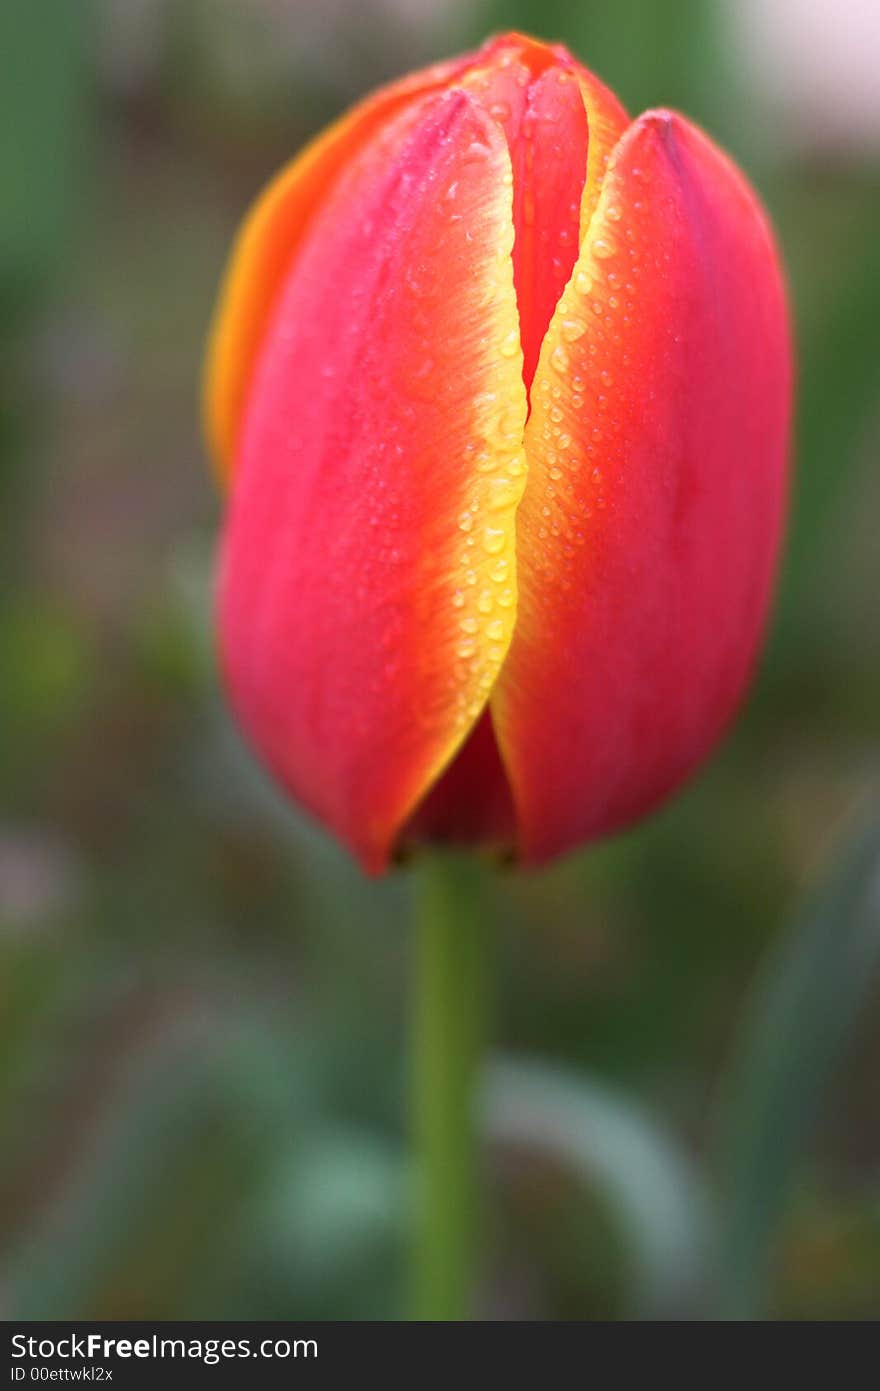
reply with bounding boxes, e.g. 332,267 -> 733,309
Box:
2,0 -> 880,1321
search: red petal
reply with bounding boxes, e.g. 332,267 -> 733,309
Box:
459,44 -> 627,391
493,111 -> 792,864
406,710 -> 516,850
458,52 -> 592,390
219,90 -> 529,873
203,51 -> 473,482
507,66 -> 588,389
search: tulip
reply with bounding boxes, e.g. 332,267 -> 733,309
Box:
204,31 -> 791,876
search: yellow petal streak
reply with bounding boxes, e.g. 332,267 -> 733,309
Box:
405,131 -> 530,814
575,72 -> 630,241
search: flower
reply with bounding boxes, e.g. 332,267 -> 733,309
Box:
204,31 -> 792,873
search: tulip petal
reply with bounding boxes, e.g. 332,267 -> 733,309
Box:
203,52 -> 472,482
219,90 -> 529,873
492,111 -> 791,864
406,710 -> 516,850
458,46 -> 626,390
403,54 -> 625,849
571,67 -> 631,242
504,65 -> 589,390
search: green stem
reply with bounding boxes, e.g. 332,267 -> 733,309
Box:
411,850 -> 488,1321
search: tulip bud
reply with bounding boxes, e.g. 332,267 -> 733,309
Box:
204,32 -> 791,873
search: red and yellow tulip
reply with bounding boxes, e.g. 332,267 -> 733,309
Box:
204,32 -> 792,874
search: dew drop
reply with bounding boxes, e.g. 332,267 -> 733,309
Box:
457,510 -> 473,532
600,369 -> 613,387
550,344 -> 570,373
486,619 -> 505,641
483,526 -> 506,554
561,319 -> 586,344
488,477 -> 517,511
465,139 -> 492,162
592,237 -> 615,259
490,558 -> 509,582
459,616 -> 479,634
457,638 -> 476,658
497,405 -> 522,438
477,590 -> 494,614
574,270 -> 592,295
499,328 -> 520,359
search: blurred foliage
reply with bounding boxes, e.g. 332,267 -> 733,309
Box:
0,2 -> 91,306
1,0 -> 879,1320
716,816 -> 880,1319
